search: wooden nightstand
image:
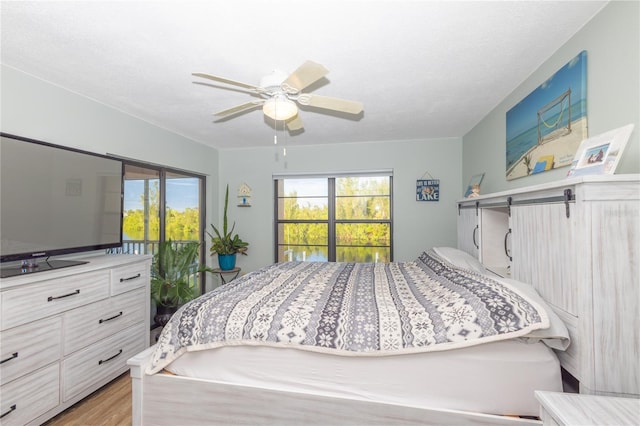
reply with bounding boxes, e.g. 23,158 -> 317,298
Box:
535,391 -> 640,425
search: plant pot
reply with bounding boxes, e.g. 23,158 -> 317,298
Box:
218,253 -> 236,270
154,304 -> 178,327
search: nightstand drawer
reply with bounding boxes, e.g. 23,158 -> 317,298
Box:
1,270 -> 110,330
0,316 -> 62,384
62,322 -> 146,401
111,263 -> 148,296
63,287 -> 146,355
0,363 -> 59,426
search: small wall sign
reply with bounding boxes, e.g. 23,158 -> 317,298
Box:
237,182 -> 252,207
416,179 -> 440,202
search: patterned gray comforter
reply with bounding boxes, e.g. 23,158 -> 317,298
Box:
147,250 -> 549,374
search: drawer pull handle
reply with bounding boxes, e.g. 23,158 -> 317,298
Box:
99,311 -> 123,324
120,273 -> 141,282
0,352 -> 18,365
48,289 -> 80,302
0,404 -> 16,419
98,349 -> 123,365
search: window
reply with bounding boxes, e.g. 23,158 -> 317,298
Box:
275,173 -> 392,263
119,162 -> 207,292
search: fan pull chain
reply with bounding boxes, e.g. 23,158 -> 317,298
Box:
270,100 -> 287,156
274,101 -> 279,145
282,114 -> 287,157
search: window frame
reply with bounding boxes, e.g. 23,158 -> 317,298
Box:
274,172 -> 393,263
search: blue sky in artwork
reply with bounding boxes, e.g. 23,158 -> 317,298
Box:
506,51 -> 587,141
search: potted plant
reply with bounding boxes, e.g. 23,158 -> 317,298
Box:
207,184 -> 249,270
150,240 -> 211,325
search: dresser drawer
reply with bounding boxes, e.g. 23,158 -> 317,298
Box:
1,270 -> 110,330
63,287 -> 146,355
0,363 -> 59,426
0,316 -> 62,384
111,262 -> 149,296
62,322 -> 146,401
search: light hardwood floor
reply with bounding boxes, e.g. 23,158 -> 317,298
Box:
43,373 -> 131,426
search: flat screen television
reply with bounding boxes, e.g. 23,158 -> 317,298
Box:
0,133 -> 124,278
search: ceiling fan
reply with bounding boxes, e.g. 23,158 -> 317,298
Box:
193,60 -> 364,131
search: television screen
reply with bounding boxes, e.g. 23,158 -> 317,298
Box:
0,133 -> 123,275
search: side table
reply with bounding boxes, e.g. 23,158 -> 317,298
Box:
211,267 -> 241,285
535,391 -> 640,426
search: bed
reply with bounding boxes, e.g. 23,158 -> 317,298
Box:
129,247 -> 569,425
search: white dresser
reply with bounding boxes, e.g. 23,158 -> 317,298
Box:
457,175 -> 639,397
0,254 -> 151,426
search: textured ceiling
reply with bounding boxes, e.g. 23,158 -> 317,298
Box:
0,1 -> 607,150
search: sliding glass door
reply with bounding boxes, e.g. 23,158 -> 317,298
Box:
121,162 -> 207,293
165,171 -> 203,244
122,165 -> 160,254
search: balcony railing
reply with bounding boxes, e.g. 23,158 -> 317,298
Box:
109,239 -> 196,256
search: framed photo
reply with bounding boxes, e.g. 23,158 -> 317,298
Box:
566,124 -> 634,178
416,179 -> 439,202
464,173 -> 484,198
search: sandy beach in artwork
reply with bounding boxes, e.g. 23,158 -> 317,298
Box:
507,116 -> 588,180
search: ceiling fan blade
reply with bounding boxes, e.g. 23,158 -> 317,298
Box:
297,94 -> 363,114
281,61 -> 329,94
193,72 -> 261,92
213,100 -> 264,117
286,115 -> 304,131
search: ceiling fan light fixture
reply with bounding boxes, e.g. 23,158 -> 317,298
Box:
194,61 -> 363,130
263,96 -> 297,121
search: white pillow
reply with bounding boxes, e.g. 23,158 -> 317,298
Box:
496,277 -> 571,351
431,246 -> 487,274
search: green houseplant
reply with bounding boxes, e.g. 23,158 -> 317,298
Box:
207,184 -> 249,270
151,240 -> 211,324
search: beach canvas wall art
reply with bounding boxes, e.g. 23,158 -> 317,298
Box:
506,51 -> 588,180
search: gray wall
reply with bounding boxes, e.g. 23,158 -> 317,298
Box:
1,65 -> 220,265
463,1 -> 640,194
218,138 -> 462,273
